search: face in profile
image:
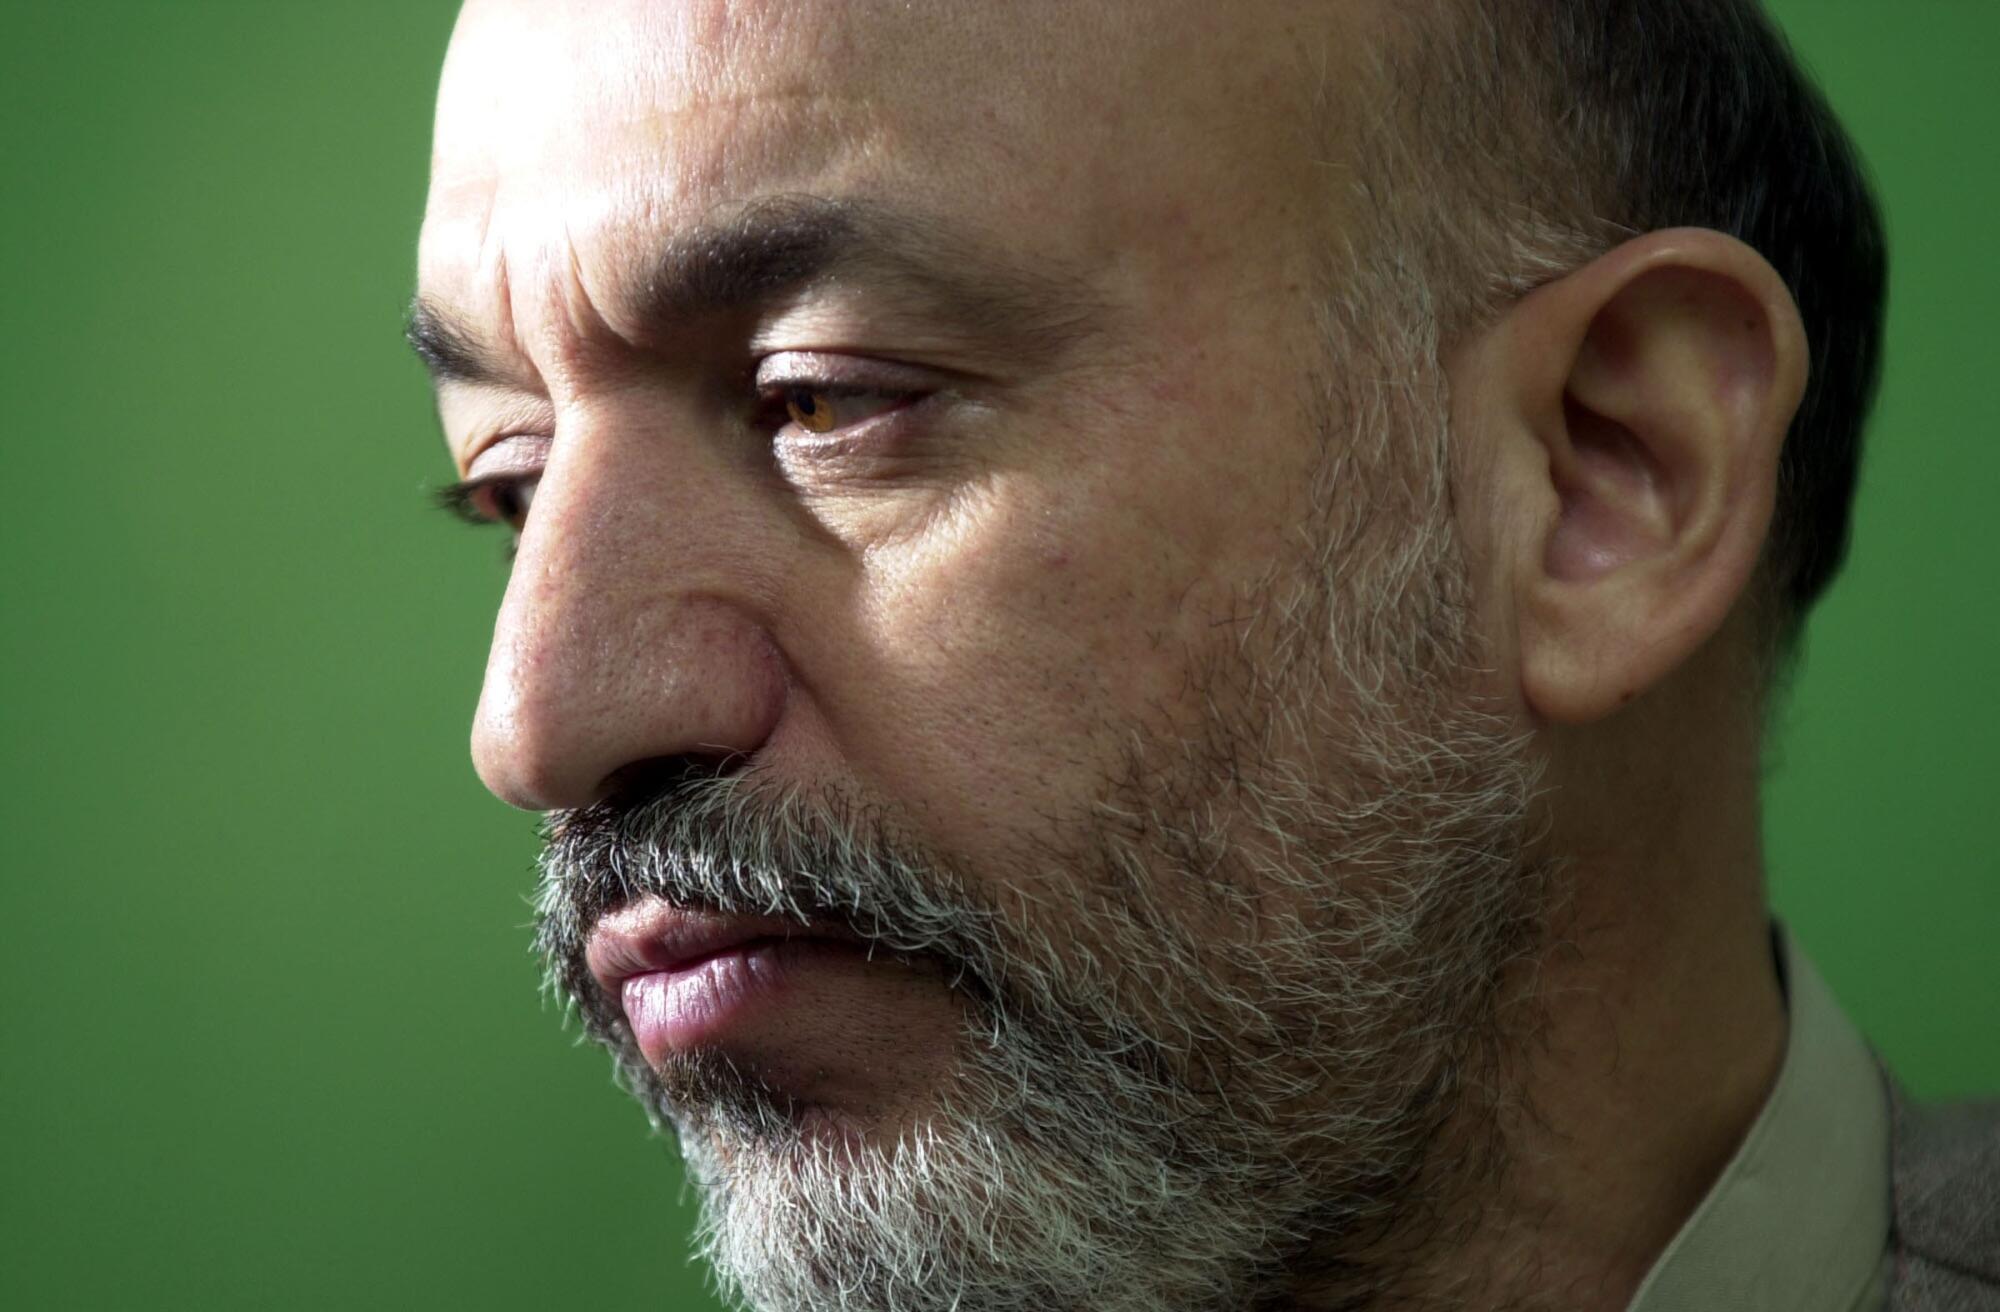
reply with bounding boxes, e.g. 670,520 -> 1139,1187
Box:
417,2 -> 1545,1308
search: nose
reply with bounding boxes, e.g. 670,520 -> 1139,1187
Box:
469,418 -> 789,812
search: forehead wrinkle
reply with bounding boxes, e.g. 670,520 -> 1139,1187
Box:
414,160 -> 554,387
416,186 -> 1116,399
416,216 -> 635,402
425,80 -> 887,365
427,0 -> 1355,388
619,193 -> 1111,366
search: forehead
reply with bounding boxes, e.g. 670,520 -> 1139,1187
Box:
419,0 -> 1343,334
433,0 -> 1122,164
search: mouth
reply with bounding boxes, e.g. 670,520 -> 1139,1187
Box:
585,898 -> 879,1067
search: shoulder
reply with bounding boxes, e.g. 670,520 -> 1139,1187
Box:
1890,1083 -> 2000,1310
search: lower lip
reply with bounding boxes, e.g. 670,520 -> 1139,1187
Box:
620,938 -> 861,1064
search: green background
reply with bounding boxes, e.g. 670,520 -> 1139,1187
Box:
2,2 -> 1993,1307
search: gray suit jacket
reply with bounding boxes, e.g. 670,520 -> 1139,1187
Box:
1890,1085 -> 2000,1309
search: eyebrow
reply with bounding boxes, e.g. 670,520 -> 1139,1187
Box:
405,298 -> 497,385
405,195 -> 1104,388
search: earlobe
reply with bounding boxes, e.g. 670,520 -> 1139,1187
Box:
1479,229 -> 1809,724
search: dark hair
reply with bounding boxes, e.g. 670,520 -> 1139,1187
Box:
1368,0 -> 1887,646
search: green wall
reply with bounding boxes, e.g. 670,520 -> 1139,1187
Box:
2,3 -> 1992,1307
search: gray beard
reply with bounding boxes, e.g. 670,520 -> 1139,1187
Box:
532,356 -> 1549,1311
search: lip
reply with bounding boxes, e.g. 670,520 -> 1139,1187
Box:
585,898 -> 871,1065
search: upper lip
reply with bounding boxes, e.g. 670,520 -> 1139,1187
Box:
583,897 -> 862,1002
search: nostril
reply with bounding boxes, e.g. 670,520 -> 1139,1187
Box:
595,752 -> 749,811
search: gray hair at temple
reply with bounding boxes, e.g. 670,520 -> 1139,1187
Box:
1332,0 -> 1886,658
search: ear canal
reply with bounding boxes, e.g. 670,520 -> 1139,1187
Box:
1546,393 -> 1675,584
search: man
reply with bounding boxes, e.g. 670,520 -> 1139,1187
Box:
409,0 -> 1997,1308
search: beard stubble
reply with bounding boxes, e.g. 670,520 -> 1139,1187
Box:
531,348 -> 1549,1312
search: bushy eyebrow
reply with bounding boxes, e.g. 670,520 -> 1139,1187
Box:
405,298 -> 496,385
405,194 -> 1106,389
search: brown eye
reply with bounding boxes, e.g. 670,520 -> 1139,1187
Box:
766,381 -> 914,440
784,386 -> 838,434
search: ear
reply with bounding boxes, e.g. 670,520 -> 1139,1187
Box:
1455,229 -> 1809,723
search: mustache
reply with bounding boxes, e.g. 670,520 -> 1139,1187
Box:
531,761 -> 1012,1026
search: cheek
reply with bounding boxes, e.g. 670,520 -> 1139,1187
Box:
824,457 -> 1264,863
799,317 -> 1322,865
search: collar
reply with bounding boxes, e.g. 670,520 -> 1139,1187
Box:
1624,925 -> 1891,1312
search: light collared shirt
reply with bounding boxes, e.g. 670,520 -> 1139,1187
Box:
1625,927 -> 1892,1311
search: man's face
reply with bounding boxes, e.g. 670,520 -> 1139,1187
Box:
419,2 -> 1541,1307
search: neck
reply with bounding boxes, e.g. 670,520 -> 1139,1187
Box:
1469,859 -> 1784,1310
1300,699 -> 1787,1310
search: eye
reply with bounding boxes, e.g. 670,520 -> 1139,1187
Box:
436,473 -> 540,532
767,382 -> 912,440
481,476 -> 538,530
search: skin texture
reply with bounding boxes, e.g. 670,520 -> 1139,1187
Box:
417,1 -> 1809,1308
425,0 -> 1342,1126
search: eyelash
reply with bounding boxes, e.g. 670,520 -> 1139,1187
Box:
434,376 -> 923,538
434,476 -> 534,561
435,476 -> 533,530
